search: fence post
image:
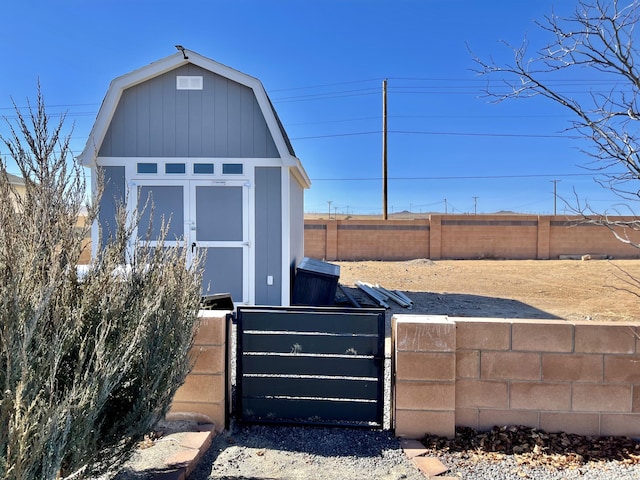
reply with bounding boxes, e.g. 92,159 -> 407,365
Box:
537,216 -> 551,260
326,220 -> 338,261
429,215 -> 442,260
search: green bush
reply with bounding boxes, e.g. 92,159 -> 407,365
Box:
0,89 -> 203,479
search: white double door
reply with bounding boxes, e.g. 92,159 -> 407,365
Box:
135,179 -> 250,304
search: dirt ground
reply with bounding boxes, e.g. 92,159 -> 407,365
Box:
335,259 -> 640,322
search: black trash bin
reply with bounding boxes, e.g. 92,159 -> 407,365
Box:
292,257 -> 340,306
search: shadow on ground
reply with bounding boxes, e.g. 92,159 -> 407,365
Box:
188,422 -> 411,480
337,286 -> 561,320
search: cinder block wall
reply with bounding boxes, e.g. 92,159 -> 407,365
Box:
305,215 -> 640,261
394,316 -> 457,438
337,220 -> 430,260
393,315 -> 640,439
169,310 -> 228,431
304,222 -> 328,260
548,220 -> 638,259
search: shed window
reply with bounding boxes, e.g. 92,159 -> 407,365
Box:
193,163 -> 214,174
165,163 -> 186,174
222,163 -> 243,175
137,163 -> 157,174
176,76 -> 203,90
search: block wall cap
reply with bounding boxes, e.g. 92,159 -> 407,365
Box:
571,320 -> 640,327
197,310 -> 231,319
393,314 -> 453,324
451,317 -> 515,324
510,318 -> 573,326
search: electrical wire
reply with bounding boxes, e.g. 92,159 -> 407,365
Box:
309,172 -> 618,181
290,130 -> 579,140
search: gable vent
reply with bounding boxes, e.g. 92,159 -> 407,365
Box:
176,75 -> 203,90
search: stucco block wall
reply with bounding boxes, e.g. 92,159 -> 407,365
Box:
304,220 -> 430,261
393,315 -> 640,439
337,221 -> 430,260
170,310 -> 228,431
548,221 -> 640,259
306,215 -> 640,261
394,316 -> 456,438
304,222 -> 327,260
439,217 -> 538,260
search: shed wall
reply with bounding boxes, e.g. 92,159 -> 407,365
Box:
255,167 -> 282,305
97,165 -> 125,249
289,174 -> 305,292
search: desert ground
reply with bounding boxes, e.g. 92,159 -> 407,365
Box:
335,259 -> 640,322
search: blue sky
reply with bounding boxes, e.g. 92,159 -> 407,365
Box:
0,0 -> 632,216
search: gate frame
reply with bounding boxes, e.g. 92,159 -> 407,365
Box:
235,305 -> 386,428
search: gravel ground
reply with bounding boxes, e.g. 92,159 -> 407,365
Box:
188,422 -> 640,480
437,454 -> 640,479
189,423 -> 426,480
425,425 -> 640,480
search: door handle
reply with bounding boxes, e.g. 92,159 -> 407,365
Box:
191,242 -> 196,253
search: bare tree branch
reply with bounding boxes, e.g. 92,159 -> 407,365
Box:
472,0 -> 640,204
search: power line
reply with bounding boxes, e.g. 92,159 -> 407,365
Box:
389,130 -> 577,139
0,102 -> 100,111
286,116 -> 379,127
1,112 -> 96,120
391,113 -> 574,119
284,112 -> 575,128
0,76 -> 628,111
268,78 -> 381,92
310,172 -> 616,181
291,131 -> 379,140
273,90 -> 378,103
290,130 -> 578,140
386,76 -> 620,84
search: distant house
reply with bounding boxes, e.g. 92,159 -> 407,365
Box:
7,173 -> 25,198
4,173 -> 25,213
78,49 -> 310,306
5,173 -> 92,264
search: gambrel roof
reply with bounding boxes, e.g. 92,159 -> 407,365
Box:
7,173 -> 24,185
78,50 -> 309,188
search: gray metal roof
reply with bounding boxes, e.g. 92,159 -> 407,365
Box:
7,173 -> 24,185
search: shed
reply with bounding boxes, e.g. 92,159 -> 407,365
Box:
78,49 -> 310,306
7,172 -> 25,191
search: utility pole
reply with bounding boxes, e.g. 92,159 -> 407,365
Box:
327,200 -> 332,220
550,180 -> 560,215
444,198 -> 448,214
473,196 -> 478,215
382,78 -> 388,220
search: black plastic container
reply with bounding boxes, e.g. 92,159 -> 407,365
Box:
292,257 -> 340,306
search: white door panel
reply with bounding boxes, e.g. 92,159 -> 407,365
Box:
133,179 -> 249,304
191,181 -> 249,304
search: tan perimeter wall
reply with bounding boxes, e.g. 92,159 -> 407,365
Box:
393,315 -> 640,439
170,310 -> 228,431
305,215 -> 640,261
167,311 -> 640,439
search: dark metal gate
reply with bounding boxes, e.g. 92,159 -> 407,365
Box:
236,305 -> 385,428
